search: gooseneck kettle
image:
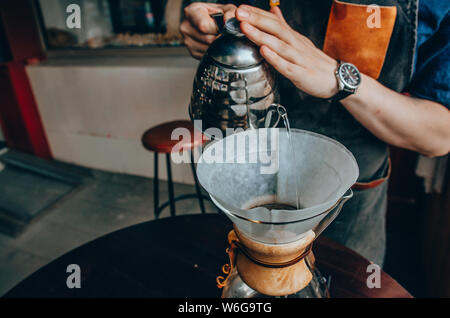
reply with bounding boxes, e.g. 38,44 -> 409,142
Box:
189,15 -> 282,138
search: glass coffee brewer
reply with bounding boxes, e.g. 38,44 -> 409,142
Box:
190,17 -> 359,298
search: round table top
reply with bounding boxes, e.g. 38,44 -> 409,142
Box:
5,214 -> 411,298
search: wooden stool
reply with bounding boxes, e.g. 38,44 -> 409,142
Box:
142,120 -> 209,218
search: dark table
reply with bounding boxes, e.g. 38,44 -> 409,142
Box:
5,214 -> 412,298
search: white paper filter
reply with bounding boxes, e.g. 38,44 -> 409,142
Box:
197,128 -> 359,244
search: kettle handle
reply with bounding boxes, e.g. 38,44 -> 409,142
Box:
210,12 -> 225,33
264,104 -> 286,128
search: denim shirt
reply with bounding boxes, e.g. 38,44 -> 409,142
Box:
409,0 -> 450,109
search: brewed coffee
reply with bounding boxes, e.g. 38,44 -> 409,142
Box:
251,203 -> 297,211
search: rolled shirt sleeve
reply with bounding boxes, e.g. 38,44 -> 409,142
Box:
408,1 -> 450,109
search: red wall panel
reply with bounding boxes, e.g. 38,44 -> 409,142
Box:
0,1 -> 50,158
0,62 -> 51,159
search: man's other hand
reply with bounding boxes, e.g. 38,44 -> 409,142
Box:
180,2 -> 236,59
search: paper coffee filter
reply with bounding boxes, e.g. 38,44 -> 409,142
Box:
197,127 -> 358,218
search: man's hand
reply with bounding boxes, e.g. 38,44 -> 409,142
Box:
236,5 -> 339,99
180,2 -> 236,59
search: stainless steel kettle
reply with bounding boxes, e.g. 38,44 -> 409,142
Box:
189,16 -> 281,138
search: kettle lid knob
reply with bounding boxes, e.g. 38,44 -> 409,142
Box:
206,18 -> 263,68
224,18 -> 244,37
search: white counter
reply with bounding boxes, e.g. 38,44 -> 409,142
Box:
27,53 -> 200,184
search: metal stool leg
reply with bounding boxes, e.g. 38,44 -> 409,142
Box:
153,152 -> 159,219
166,153 -> 176,217
190,150 -> 206,214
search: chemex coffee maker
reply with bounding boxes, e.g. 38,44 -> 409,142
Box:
189,16 -> 358,298
196,129 -> 357,298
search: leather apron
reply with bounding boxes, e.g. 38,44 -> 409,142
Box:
220,0 -> 418,265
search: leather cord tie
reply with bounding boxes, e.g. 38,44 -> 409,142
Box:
217,235 -> 313,289
232,240 -> 313,269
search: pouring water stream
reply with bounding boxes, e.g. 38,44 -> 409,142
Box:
277,106 -> 301,210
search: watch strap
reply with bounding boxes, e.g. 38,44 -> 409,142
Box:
330,60 -> 359,102
330,89 -> 352,102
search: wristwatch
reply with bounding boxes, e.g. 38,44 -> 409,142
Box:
331,61 -> 362,102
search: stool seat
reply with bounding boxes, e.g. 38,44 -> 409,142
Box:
142,120 -> 207,154
141,119 -> 210,218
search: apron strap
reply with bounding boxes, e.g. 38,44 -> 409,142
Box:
352,157 -> 391,190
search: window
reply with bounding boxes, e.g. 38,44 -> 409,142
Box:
37,0 -> 190,50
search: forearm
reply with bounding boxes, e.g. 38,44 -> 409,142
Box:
342,74 -> 450,157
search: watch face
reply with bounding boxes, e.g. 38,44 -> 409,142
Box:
339,63 -> 361,89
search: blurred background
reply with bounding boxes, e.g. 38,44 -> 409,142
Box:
0,0 -> 448,297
